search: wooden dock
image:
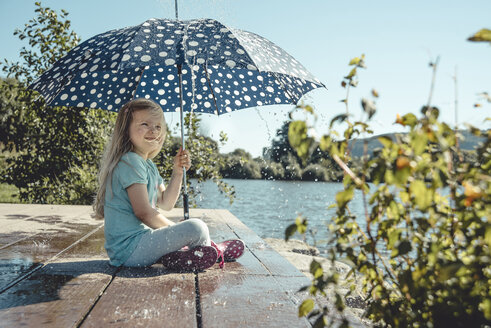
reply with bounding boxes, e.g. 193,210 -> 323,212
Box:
0,204 -> 363,327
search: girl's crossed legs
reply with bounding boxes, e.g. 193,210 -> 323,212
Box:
124,218 -> 211,267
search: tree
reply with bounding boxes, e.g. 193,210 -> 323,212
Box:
220,148 -> 262,180
265,121 -> 302,165
154,113 -> 235,205
0,2 -> 114,204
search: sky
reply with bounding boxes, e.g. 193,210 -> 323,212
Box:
1,0 -> 490,157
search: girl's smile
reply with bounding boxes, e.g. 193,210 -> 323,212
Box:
129,110 -> 166,159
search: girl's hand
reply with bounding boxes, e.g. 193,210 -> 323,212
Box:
173,148 -> 191,175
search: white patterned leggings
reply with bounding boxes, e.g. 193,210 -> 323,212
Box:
123,218 -> 211,267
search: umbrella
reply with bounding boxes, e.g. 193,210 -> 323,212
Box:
29,18 -> 326,219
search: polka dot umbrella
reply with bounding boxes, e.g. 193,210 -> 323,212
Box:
29,18 -> 326,219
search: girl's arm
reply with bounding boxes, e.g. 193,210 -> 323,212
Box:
157,148 -> 191,211
127,183 -> 175,229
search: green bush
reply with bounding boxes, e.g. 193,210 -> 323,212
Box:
260,161 -> 285,180
301,164 -> 329,181
279,153 -> 302,180
287,54 -> 491,327
220,155 -> 261,179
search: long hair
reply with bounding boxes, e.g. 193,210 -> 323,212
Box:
93,98 -> 165,219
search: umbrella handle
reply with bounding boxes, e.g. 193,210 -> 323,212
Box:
182,189 -> 189,220
182,163 -> 189,221
177,63 -> 190,220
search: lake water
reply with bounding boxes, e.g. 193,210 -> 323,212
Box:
192,179 -> 367,255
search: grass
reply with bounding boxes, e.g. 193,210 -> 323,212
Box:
0,145 -> 21,203
0,183 -> 20,203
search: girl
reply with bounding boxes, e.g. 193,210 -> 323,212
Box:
93,98 -> 244,271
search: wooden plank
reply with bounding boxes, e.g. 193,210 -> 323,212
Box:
163,208 -> 299,276
198,270 -> 310,327
158,208 -> 271,275
0,203 -> 102,292
210,209 -> 306,277
0,231 -> 40,250
196,209 -> 311,327
81,267 -> 197,328
0,204 -> 50,218
1,206 -> 357,328
0,204 -> 92,229
199,209 -> 365,327
204,212 -> 271,275
0,226 -> 117,328
0,222 -> 103,292
0,204 -> 98,248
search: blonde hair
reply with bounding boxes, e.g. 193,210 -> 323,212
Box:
93,98 -> 165,219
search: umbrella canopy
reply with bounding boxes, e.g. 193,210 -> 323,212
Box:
30,18 -> 325,114
29,17 -> 326,220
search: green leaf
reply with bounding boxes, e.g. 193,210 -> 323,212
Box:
349,57 -> 361,66
394,165 -> 411,186
336,186 -> 354,209
303,105 -> 315,115
329,114 -> 348,129
399,191 -> 410,203
401,113 -> 418,128
335,293 -> 345,312
345,67 -> 357,80
285,223 -> 297,241
312,315 -> 327,328
480,298 -> 491,320
319,135 -> 331,152
437,263 -> 463,282
310,259 -> 323,278
378,136 -> 393,148
468,28 -> 491,43
485,225 -> 491,249
396,240 -> 412,256
295,216 -> 308,234
388,228 -> 402,248
299,299 -> 315,317
409,180 -> 432,210
288,120 -> 314,164
288,120 -> 308,145
411,130 -> 428,155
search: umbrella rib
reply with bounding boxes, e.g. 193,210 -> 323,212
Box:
131,66 -> 146,100
203,64 -> 220,115
42,51 -> 94,106
270,71 -> 298,105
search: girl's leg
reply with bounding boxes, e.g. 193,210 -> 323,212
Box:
124,218 -> 211,267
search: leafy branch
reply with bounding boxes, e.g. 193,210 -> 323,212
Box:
286,51 -> 491,327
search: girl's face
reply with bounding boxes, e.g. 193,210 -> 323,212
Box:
129,109 -> 166,160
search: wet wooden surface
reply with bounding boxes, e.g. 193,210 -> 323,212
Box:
0,204 -> 362,327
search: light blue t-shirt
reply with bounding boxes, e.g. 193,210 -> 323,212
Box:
104,151 -> 164,266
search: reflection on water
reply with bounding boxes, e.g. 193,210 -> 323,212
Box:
192,179 -> 367,254
0,256 -> 39,291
